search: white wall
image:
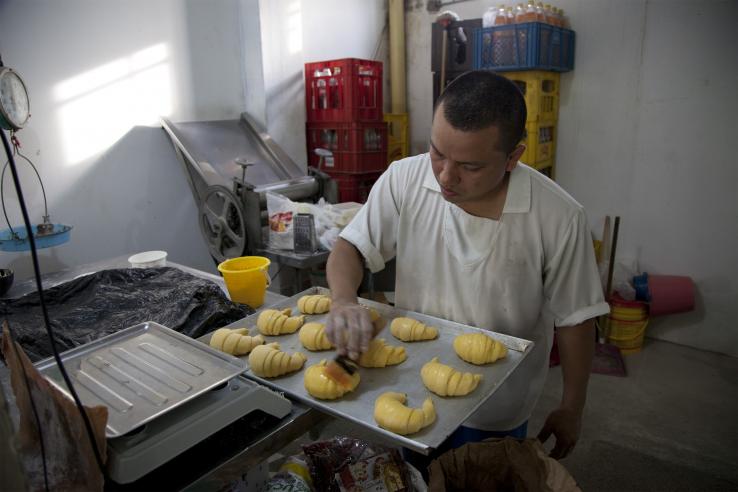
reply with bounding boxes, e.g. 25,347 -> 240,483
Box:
405,0 -> 738,356
257,0 -> 387,167
0,0 -> 251,279
0,0 -> 387,282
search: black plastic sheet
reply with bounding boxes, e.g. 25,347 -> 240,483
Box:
0,267 -> 253,362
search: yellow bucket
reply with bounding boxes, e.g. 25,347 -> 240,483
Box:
607,318 -> 648,355
217,256 -> 271,308
610,303 -> 648,322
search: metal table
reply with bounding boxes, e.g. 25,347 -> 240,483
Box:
258,247 -> 330,296
0,256 -> 326,490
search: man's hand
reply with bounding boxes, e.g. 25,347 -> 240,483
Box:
539,319 -> 595,460
537,407 -> 582,460
325,301 -> 374,361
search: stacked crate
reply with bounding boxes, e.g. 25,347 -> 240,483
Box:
304,58 -> 386,203
473,20 -> 575,179
429,19 -> 575,179
503,71 -> 560,177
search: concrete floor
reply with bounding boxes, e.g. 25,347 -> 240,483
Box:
273,337 -> 738,491
530,338 -> 738,491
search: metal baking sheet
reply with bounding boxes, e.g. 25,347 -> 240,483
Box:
210,287 -> 534,455
35,321 -> 246,438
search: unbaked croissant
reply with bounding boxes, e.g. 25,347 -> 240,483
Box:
257,308 -> 305,335
362,305 -> 386,331
209,327 -> 264,355
361,305 -> 381,322
248,342 -> 307,377
390,317 -> 438,342
374,392 -> 436,436
358,338 -> 406,368
304,359 -> 360,400
297,294 -> 331,314
421,357 -> 481,396
453,332 -> 508,365
299,322 -> 333,351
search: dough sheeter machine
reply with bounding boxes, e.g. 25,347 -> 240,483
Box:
161,113 -> 336,286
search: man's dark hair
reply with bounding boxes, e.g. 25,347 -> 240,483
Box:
435,70 -> 527,154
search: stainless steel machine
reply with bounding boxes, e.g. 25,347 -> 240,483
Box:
161,113 -> 336,265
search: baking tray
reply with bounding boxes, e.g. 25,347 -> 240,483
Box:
35,321 -> 246,438
209,287 -> 534,455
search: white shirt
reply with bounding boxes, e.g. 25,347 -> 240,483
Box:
340,153 -> 610,430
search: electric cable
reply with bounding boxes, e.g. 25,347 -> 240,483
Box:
0,129 -> 107,477
272,263 -> 284,284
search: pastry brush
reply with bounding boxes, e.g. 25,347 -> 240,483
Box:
324,355 -> 358,389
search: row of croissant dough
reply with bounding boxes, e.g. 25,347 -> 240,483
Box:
208,294 -> 507,436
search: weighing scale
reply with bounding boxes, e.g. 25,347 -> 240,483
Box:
34,321 -> 293,484
0,64 -> 73,251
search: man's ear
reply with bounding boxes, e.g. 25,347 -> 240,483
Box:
506,144 -> 526,171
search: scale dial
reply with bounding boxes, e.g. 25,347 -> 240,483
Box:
0,67 -> 30,131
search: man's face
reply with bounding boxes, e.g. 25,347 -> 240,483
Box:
430,104 -> 521,207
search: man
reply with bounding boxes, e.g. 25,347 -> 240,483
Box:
325,70 -> 609,460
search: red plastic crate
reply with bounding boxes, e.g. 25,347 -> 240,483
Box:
306,121 -> 387,153
331,172 -> 383,203
308,148 -> 388,174
307,122 -> 388,174
305,58 -> 383,122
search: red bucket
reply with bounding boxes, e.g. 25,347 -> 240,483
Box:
648,275 -> 695,316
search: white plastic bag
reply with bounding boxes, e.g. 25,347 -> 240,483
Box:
267,192 -> 298,250
318,227 -> 341,251
599,258 -> 639,300
267,193 -> 355,251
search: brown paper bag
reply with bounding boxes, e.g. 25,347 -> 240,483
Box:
2,323 -> 108,491
428,437 -> 580,492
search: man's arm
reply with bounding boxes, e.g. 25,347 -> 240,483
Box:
537,318 -> 595,459
325,238 -> 373,360
326,238 -> 364,305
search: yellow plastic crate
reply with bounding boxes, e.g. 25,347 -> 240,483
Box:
527,156 -> 553,172
384,113 -> 409,146
388,140 -> 410,164
503,71 -> 560,122
520,119 -> 556,165
522,156 -> 556,180
538,165 -> 555,180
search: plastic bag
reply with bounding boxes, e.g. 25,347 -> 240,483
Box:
599,259 -> 639,301
0,267 -> 252,362
318,227 -> 341,251
263,454 -> 313,491
262,471 -> 312,492
303,436 -> 415,492
267,193 -> 360,251
267,192 -> 298,250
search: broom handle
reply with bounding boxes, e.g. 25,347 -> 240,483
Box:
603,216 -> 620,341
605,216 -> 620,299
440,29 -> 448,93
600,216 -> 611,264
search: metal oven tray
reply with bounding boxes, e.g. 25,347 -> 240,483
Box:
35,321 -> 246,438
212,287 -> 533,455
